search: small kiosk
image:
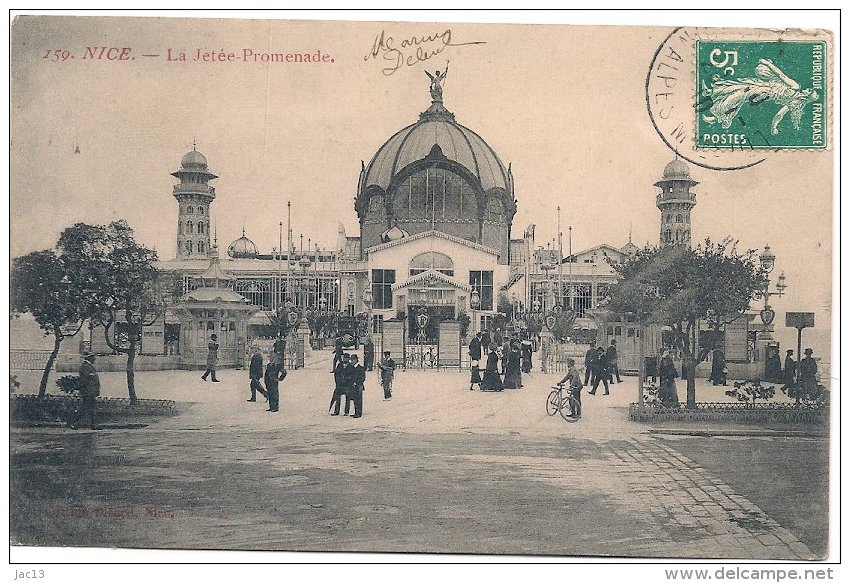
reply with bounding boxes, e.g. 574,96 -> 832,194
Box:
172,245 -> 259,369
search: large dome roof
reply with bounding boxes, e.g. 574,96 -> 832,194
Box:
362,102 -> 511,194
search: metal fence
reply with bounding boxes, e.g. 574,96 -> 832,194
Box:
10,349 -> 55,371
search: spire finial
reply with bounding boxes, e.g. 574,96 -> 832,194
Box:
629,222 -> 633,244
192,139 -> 197,151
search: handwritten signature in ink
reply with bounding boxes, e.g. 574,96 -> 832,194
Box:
364,29 -> 485,76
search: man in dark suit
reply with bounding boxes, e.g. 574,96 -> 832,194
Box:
363,336 -> 375,371
584,341 -> 598,386
329,353 -> 350,415
589,346 -> 610,395
68,352 -> 100,430
349,354 -> 366,418
264,353 -> 287,413
247,347 -> 267,402
607,339 -> 622,383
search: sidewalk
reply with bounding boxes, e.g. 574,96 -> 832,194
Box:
12,351 -> 806,440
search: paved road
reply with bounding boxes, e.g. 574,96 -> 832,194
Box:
10,354 -> 828,559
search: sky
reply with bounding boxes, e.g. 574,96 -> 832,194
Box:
10,14 -> 835,359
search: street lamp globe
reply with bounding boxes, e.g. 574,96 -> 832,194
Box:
470,289 -> 480,310
760,244 -> 776,274
776,271 -> 788,296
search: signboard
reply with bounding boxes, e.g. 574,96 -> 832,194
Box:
544,314 -> 557,331
141,319 -> 165,355
760,307 -> 776,327
785,312 -> 815,329
724,317 -> 749,362
382,320 -> 406,367
437,321 -> 461,368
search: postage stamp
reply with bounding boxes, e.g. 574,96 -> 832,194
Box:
696,40 -> 827,149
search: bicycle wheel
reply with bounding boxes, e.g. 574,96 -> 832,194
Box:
546,389 -> 561,416
559,395 -> 582,422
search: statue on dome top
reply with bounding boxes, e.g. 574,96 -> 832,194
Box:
425,63 -> 449,102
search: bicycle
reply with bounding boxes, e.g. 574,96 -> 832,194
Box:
546,384 -> 582,422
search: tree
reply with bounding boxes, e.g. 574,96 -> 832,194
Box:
57,221 -> 163,404
607,239 -> 765,408
10,250 -> 88,397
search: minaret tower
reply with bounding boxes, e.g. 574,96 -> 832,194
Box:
172,144 -> 217,259
655,157 -> 698,247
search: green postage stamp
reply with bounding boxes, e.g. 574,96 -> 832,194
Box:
696,40 -> 827,149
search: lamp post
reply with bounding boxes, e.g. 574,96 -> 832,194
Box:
757,244 -> 787,339
470,288 -> 480,338
541,261 -> 555,313
363,281 -> 373,338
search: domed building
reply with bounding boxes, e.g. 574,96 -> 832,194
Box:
356,97 -> 516,262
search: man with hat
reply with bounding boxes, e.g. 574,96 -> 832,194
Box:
348,353 -> 366,418
247,346 -> 267,402
69,352 -> 100,430
800,348 -> 819,396
606,339 -> 622,383
377,350 -> 396,400
201,333 -> 220,382
329,352 -> 350,415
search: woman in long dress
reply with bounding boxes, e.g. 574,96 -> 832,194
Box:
481,346 -> 503,391
503,343 -> 522,389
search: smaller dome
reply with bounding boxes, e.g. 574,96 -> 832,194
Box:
662,158 -> 690,180
228,230 -> 259,259
181,149 -> 208,169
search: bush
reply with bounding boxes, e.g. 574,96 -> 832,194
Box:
642,382 -> 661,407
10,374 -> 20,394
725,380 -> 775,405
56,375 -> 81,394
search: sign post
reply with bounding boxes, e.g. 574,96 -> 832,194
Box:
785,312 -> 815,406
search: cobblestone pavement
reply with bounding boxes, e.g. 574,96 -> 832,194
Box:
10,354 -> 828,559
464,438 -> 817,559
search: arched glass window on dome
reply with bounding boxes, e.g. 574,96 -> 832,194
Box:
391,167 -> 477,222
185,241 -> 193,254
187,220 -> 193,234
198,222 -> 204,234
684,229 -> 690,242
187,206 -> 194,214
676,214 -> 683,223
199,207 -> 204,215
178,222 -> 183,235
409,251 -> 454,277
198,241 -> 205,254
676,228 -> 682,241
665,229 -> 672,243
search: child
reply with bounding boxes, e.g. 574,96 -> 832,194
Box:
469,359 -> 482,391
